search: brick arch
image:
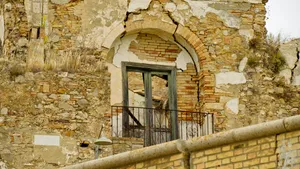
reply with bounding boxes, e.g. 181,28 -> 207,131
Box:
102,20 -> 210,71
102,19 -> 215,111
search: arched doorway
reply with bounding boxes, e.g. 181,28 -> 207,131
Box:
103,20 -> 214,146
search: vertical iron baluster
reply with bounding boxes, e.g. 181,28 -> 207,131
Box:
212,113 -> 214,134
202,113 -> 204,136
191,112 -> 194,139
196,112 -> 199,137
133,107 -> 135,138
159,109 -> 161,144
165,110 -> 167,142
111,106 -> 113,137
116,107 -> 118,137
186,112 -> 188,140
154,109 -> 156,145
180,111 -> 182,139
138,107 -> 140,138
207,113 -> 209,135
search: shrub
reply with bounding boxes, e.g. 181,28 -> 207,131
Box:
247,56 -> 260,68
10,64 -> 25,78
264,33 -> 286,74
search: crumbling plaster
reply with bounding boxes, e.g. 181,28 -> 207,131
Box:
74,0 -> 127,49
279,39 -> 300,85
185,0 -> 241,28
108,33 -> 195,105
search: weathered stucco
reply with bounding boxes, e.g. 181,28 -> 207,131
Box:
3,0 -> 300,168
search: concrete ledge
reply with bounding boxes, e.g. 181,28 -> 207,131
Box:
62,115 -> 300,169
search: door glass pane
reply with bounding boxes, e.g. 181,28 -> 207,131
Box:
151,73 -> 171,145
128,72 -> 145,107
127,72 -> 146,138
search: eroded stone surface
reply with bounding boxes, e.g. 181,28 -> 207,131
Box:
216,72 -> 247,85
184,0 -> 241,28
226,98 -> 239,114
239,57 -> 248,72
280,39 -> 300,69
128,0 -> 152,13
51,0 -> 71,5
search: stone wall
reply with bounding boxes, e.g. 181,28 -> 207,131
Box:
0,70 -> 111,168
3,0 -> 300,168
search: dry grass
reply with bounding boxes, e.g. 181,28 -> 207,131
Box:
247,33 -> 287,73
10,64 -> 25,78
44,49 -> 104,73
264,33 -> 286,74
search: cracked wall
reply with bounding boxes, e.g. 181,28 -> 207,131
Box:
3,0 -> 296,168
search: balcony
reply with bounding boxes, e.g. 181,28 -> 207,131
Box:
110,106 -> 214,147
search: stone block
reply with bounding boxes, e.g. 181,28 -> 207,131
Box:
216,72 -> 246,85
34,135 -> 60,146
51,0 -> 71,5
225,98 -> 239,114
128,0 -> 152,13
27,39 -> 45,71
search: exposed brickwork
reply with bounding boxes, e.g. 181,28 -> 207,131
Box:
129,33 -> 181,62
277,130 -> 300,168
120,153 -> 188,169
89,129 -> 300,169
191,136 -> 277,169
49,1 -> 82,50
177,63 -> 198,111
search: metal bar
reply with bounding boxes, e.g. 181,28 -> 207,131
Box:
212,113 -> 215,134
116,107 -> 119,137
110,106 -> 214,145
121,63 -> 129,137
111,106 -> 113,137
124,107 -> 143,127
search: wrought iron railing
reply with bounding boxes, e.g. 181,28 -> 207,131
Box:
110,106 -> 214,147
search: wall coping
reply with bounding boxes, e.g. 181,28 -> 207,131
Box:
62,115 -> 300,169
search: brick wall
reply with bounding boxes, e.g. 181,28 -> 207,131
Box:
129,34 -> 181,63
191,130 -> 300,169
111,129 -> 300,169
191,136 -> 277,168
120,153 -> 188,169
61,116 -> 300,169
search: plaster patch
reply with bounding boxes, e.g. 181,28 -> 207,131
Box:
279,69 -> 292,84
0,15 -> 4,46
128,0 -> 152,13
216,72 -> 246,85
107,63 -> 123,105
175,50 -> 193,70
102,23 -> 125,49
34,135 -> 60,146
247,0 -> 262,3
239,29 -> 254,41
184,0 -> 241,28
238,57 -> 248,72
280,39 -> 300,69
164,3 -> 177,12
82,0 -> 127,49
51,0 -> 71,5
226,98 -> 239,114
292,75 -> 300,86
174,33 -> 200,72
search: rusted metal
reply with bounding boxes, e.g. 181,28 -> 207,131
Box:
111,106 -> 214,147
